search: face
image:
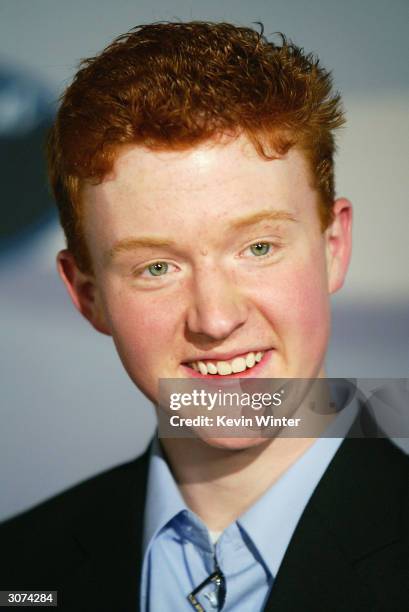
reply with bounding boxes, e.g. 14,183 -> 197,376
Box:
59,135 -> 352,446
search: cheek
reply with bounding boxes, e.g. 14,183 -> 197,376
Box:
253,249 -> 330,353
288,260 -> 329,329
102,284 -> 181,369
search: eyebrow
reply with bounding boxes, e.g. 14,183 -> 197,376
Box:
106,209 -> 296,262
230,209 -> 297,230
107,237 -> 174,262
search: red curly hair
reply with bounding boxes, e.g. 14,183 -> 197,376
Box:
47,21 -> 345,272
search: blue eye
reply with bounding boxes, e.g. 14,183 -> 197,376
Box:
249,242 -> 271,256
147,262 -> 168,276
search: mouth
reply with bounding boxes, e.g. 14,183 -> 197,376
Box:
181,349 -> 271,378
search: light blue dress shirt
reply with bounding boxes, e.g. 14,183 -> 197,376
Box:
141,390 -> 358,612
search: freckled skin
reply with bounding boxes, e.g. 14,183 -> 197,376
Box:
59,135 -> 352,451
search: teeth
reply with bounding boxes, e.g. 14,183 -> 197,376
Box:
189,350 -> 265,375
198,361 -> 208,375
245,352 -> 255,368
206,362 -> 218,374
231,357 -> 246,373
217,361 -> 232,376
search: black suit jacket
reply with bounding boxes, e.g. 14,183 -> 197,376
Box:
1,438 -> 408,611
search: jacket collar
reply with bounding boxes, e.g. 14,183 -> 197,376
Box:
70,448 -> 150,611
263,437 -> 407,611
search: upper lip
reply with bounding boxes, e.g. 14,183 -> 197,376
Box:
182,348 -> 272,363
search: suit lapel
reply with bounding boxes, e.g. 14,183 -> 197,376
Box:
263,438 -> 407,611
263,506 -> 366,611
69,449 -> 150,611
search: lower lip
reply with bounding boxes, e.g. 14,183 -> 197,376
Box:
181,350 -> 273,379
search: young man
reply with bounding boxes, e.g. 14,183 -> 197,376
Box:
1,22 -> 407,612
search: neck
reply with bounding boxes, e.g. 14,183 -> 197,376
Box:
160,435 -> 316,531
160,370 -> 331,530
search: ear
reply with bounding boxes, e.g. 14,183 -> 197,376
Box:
56,249 -> 111,335
325,198 -> 353,294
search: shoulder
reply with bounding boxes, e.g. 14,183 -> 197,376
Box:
312,437 -> 408,518
1,449 -> 150,530
317,439 -> 408,599
270,439 -> 409,610
0,448 -> 150,588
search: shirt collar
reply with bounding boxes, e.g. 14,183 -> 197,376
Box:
142,436 -> 187,555
237,384 -> 359,577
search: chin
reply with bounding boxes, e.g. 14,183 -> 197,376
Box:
199,435 -> 270,452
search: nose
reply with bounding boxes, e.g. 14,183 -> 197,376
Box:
186,264 -> 248,341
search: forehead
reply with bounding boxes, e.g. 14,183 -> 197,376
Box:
94,135 -> 312,199
82,136 -> 319,259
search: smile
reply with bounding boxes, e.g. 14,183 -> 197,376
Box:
188,351 -> 265,376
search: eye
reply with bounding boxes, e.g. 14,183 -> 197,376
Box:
249,242 -> 271,257
132,260 -> 180,282
145,261 -> 169,276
